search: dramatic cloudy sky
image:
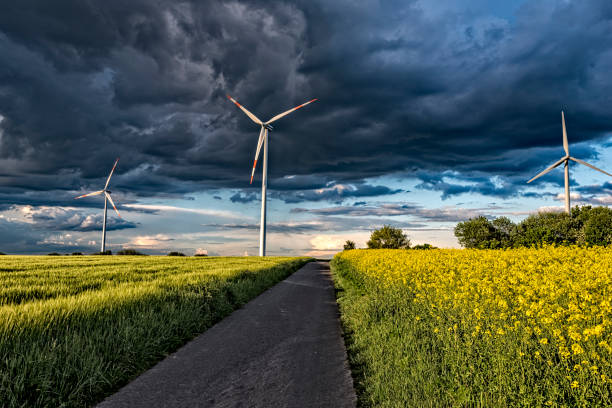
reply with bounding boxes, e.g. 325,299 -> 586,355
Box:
1,0 -> 611,255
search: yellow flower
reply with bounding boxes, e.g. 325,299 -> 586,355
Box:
572,343 -> 584,355
333,246 -> 612,398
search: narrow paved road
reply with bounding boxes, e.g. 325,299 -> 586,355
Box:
97,261 -> 356,408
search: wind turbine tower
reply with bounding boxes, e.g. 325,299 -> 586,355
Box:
227,96 -> 317,256
75,158 -> 122,252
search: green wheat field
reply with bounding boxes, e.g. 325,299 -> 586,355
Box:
0,255 -> 310,407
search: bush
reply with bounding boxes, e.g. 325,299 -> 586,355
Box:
93,250 -> 112,255
454,216 -> 499,249
0,252 -> 5,255
514,212 -> 576,247
454,206 -> 612,248
71,252 -> 83,256
367,225 -> 410,249
343,240 -> 356,250
412,243 -> 437,250
167,252 -> 186,257
194,253 -> 208,257
582,207 -> 612,246
47,253 -> 61,256
116,249 -> 146,256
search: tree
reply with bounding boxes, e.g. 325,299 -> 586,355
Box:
367,225 -> 410,249
168,251 -> 186,256
343,240 -> 356,250
514,212 -> 577,247
491,217 -> 517,248
454,205 -> 611,249
583,206 -> 612,246
454,216 -> 518,249
454,216 -> 497,249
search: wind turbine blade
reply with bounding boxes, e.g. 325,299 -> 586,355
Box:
561,111 -> 569,156
527,157 -> 566,183
570,157 -> 612,177
75,190 -> 104,199
227,95 -> 262,125
104,192 -> 121,218
250,127 -> 265,184
104,158 -> 119,190
265,98 -> 318,124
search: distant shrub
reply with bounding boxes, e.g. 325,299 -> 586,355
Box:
71,252 -> 83,256
0,252 -> 5,255
47,253 -> 61,256
412,243 -> 437,250
343,240 -> 356,250
168,252 -> 186,257
194,253 -> 208,257
116,249 -> 146,256
93,250 -> 112,255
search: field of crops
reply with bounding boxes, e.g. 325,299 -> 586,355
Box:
332,247 -> 612,407
0,255 -> 310,407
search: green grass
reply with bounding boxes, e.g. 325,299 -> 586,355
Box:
0,255 -> 311,407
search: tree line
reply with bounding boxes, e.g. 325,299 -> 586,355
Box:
454,205 -> 612,249
343,205 -> 611,251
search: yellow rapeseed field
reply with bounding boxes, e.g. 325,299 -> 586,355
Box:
333,247 -> 612,407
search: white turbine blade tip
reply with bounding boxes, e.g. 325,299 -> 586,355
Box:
105,192 -> 122,218
75,190 -> 104,199
227,95 -> 262,125
527,157 -> 566,183
570,157 -> 612,177
105,158 -> 119,189
561,112 -> 569,156
265,98 -> 318,124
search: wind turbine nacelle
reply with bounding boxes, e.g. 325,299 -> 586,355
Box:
264,124 -> 274,131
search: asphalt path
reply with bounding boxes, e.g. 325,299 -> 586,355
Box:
97,261 -> 356,408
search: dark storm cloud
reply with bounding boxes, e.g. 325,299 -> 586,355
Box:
292,203 -> 490,222
0,216 -> 123,254
205,222 -> 322,234
229,192 -> 258,204
20,206 -> 137,231
1,0 -> 612,207
575,181 -> 612,196
270,183 -> 403,204
228,181 -> 402,204
206,216 -> 425,234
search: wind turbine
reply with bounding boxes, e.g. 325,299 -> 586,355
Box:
527,112 -> 612,214
75,158 -> 122,253
227,95 -> 317,256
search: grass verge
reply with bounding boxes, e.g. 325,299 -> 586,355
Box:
0,255 -> 311,407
